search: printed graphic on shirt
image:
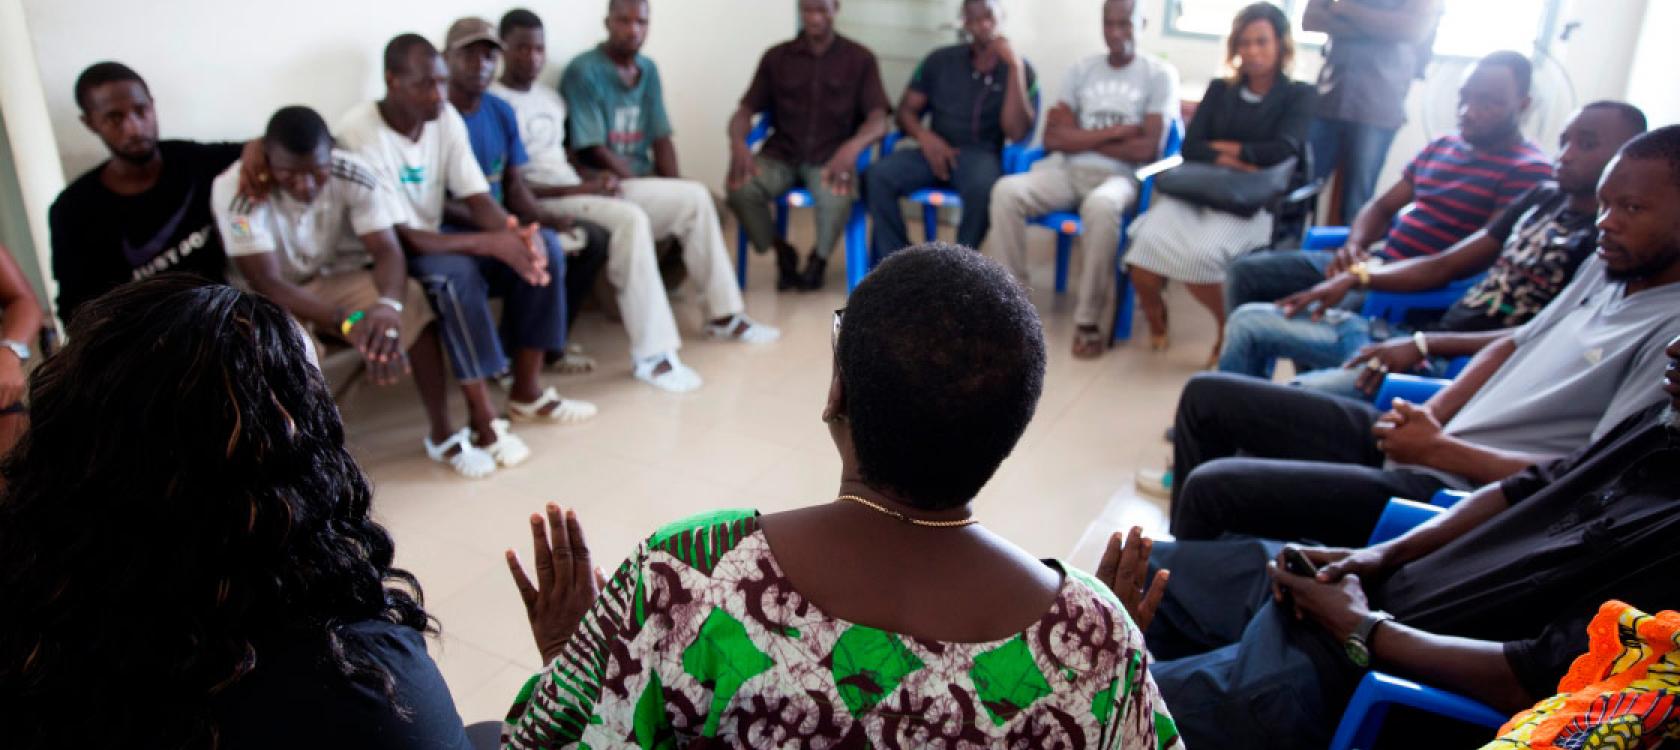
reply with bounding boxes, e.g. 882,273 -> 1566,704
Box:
399,165 -> 425,185
120,184 -> 215,280
609,105 -> 644,157
1075,78 -> 1147,130
229,216 -> 254,240
1460,209 -> 1593,325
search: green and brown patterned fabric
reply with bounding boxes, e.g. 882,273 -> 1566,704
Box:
503,509 -> 1182,749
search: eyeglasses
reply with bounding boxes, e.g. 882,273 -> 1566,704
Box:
832,308 -> 845,351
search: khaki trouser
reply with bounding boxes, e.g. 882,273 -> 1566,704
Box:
537,177 -> 744,362
726,154 -> 852,259
301,272 -> 434,354
985,159 -> 1139,327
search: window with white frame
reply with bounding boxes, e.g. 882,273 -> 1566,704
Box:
1163,0 -> 1560,59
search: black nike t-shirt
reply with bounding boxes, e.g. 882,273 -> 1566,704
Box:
48,140 -> 244,325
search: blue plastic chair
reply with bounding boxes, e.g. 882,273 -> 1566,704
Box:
1329,497 -> 1511,749
1370,372 -> 1451,409
1011,121 -> 1185,343
734,113 -> 875,293
879,93 -> 1041,247
1299,227 -> 1485,327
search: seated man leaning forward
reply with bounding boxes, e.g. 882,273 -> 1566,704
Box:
1146,332 -> 1680,749
866,0 -> 1037,261
1219,102 -> 1648,399
1223,50 -> 1553,312
1165,126 -> 1680,548
211,106 -> 486,477
560,0 -> 779,349
497,243 -> 1182,748
725,0 -> 892,291
336,34 -> 597,475
492,8 -> 717,392
984,0 -> 1177,356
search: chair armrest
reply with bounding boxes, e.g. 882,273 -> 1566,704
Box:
1330,672 -> 1508,750
1366,498 -> 1444,545
882,131 -> 904,155
1304,226 -> 1351,251
1371,373 -> 1451,408
745,112 -> 772,150
1360,274 -> 1485,325
1010,145 -> 1047,175
1430,489 -> 1470,508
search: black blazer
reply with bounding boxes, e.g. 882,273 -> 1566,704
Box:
1180,77 -> 1317,168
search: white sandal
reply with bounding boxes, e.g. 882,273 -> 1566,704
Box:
424,429 -> 498,479
706,313 -> 781,344
553,343 -> 597,375
477,419 -> 532,468
633,352 -> 703,393
508,386 -> 598,425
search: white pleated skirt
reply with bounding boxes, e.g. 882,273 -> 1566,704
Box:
1124,194 -> 1274,284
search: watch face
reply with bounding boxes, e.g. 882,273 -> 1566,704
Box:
1345,638 -> 1370,668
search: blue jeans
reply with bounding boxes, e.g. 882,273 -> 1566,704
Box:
1148,539 -> 1361,749
1220,302 -> 1372,379
409,227 -> 568,382
865,145 -> 1002,260
1309,118 -> 1400,226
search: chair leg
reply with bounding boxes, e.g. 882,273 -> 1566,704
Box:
775,200 -> 791,241
735,225 -> 749,290
1112,268 -> 1135,343
845,204 -> 867,293
923,203 -> 939,243
1054,232 -> 1072,294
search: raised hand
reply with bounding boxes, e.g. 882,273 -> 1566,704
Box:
505,504 -> 605,665
1095,526 -> 1170,632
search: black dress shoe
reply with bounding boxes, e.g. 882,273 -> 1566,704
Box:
774,240 -> 800,291
796,255 -> 827,291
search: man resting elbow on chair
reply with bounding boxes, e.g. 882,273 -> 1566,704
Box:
1144,331 -> 1680,749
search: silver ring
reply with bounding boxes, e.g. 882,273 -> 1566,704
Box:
384,328 -> 400,340
1365,357 -> 1384,372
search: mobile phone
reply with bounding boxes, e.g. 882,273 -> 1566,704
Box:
1136,154 -> 1185,181
1283,548 -> 1319,577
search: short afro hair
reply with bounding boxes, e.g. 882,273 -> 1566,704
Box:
1477,50 -> 1533,98
1619,125 -> 1680,191
500,8 -> 544,39
1582,100 -> 1648,138
383,33 -> 437,75
74,61 -> 147,113
836,243 -> 1046,510
262,106 -> 331,156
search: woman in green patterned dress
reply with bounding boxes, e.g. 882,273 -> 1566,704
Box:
502,242 -> 1183,749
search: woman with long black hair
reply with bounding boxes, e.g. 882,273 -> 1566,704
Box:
0,276 -> 471,748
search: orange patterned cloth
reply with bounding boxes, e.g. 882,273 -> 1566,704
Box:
1483,600 -> 1680,749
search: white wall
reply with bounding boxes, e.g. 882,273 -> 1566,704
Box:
21,0 -> 795,196
1627,0 -> 1680,127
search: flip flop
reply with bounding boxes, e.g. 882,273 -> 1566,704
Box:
508,386 -> 598,425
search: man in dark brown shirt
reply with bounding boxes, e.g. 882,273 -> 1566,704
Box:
725,0 -> 891,291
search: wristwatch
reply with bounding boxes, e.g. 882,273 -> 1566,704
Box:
1346,611 -> 1395,668
0,339 -> 31,362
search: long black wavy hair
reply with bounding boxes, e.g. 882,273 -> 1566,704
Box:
0,276 -> 431,747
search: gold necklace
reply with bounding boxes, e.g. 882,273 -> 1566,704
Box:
836,495 -> 979,528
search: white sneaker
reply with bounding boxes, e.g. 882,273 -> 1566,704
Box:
634,352 -> 703,393
706,313 -> 781,344
1135,468 -> 1173,500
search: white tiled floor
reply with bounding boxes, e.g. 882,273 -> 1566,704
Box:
339,216 -> 1222,724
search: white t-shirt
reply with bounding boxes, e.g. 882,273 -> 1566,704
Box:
1057,53 -> 1180,172
210,150 -> 404,284
489,82 -> 584,189
334,100 -> 490,231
